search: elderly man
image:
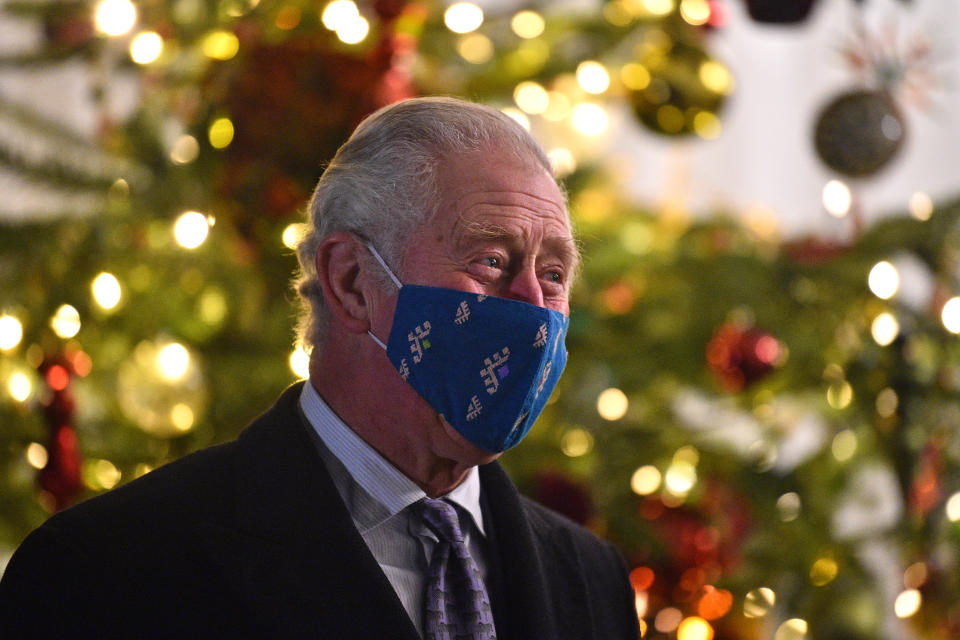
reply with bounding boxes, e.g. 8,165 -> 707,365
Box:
0,97 -> 639,639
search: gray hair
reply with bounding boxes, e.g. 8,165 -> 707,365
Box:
293,96 -> 557,351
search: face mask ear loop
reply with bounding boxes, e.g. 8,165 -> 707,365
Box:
363,240 -> 401,351
363,241 -> 403,290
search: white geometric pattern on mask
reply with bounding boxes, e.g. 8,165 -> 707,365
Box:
408,322 -> 432,363
454,301 -> 470,325
466,395 -> 482,421
398,358 -> 410,380
480,348 -> 510,395
536,361 -> 552,396
533,323 -> 548,348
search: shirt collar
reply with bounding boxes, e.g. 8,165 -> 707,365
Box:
299,381 -> 485,536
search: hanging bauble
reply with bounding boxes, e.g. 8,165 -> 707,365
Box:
706,323 -> 782,392
627,33 -> 729,138
743,0 -> 818,24
813,90 -> 905,177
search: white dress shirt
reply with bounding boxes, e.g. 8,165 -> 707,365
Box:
299,381 -> 489,635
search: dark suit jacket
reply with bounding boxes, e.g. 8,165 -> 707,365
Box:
0,383 -> 638,639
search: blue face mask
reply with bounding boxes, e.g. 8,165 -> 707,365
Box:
365,243 -> 569,453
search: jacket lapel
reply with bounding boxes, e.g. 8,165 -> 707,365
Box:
479,462 -> 595,640
203,383 -> 420,639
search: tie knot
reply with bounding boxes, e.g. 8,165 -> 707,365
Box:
418,498 -> 464,544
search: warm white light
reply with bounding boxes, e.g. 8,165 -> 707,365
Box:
337,15 -> 369,44
95,0 -> 137,36
868,261 -> 899,300
92,459 -> 122,489
202,30 -> 240,60
909,191 -> 933,221
0,314 -> 23,351
571,102 -> 609,136
457,33 -> 493,64
174,211 -> 211,249
129,31 -> 163,64
576,61 -> 611,94
170,403 -> 195,432
941,297 -> 960,333
170,135 -> 200,164
282,223 -> 307,250
743,587 -> 776,618
92,272 -> 122,310
680,0 -> 711,25
8,371 -> 32,402
542,91 -> 572,122
946,492 -> 960,521
774,618 -> 808,640
664,460 -> 697,495
322,0 -> 360,30
289,344 -> 310,378
871,312 -> 899,346
157,342 -> 190,381
444,2 -> 484,34
630,465 -> 661,495
500,107 -> 530,131
25,442 -> 48,469
597,387 -> 628,420
831,429 -> 857,462
642,0 -> 675,16
511,10 -> 545,39
50,304 -> 81,338
561,428 -> 593,457
547,147 -> 577,177
894,589 -> 921,618
514,81 -> 549,115
823,180 -> 852,218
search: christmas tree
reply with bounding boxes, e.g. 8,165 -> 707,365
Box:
1,0 -> 958,638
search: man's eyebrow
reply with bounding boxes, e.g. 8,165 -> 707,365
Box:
457,219 -> 581,272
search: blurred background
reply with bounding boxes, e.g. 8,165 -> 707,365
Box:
1,0 -> 959,637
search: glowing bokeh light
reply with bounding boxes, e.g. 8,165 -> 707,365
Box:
170,135 -> 199,164
810,557 -> 838,586
940,296 -> 960,333
868,261 -> 899,300
26,442 -> 48,469
903,562 -> 928,589
157,342 -> 190,382
50,304 -> 81,338
95,0 -> 137,36
173,211 -> 211,249
444,2 -> 484,34
290,344 -> 310,378
630,465 -> 661,495
693,111 -> 721,139
871,312 -> 899,346
337,15 -> 369,44
827,380 -> 853,409
576,61 -> 611,94
514,81 -> 550,114
511,10 -> 545,38
275,5 -> 301,29
542,92 -> 572,122
775,618 -> 808,640
0,314 -> 23,350
664,460 -> 697,495
548,147 -> 577,177
281,223 -> 307,250
457,34 -> 494,64
642,0 -> 675,16
321,0 -> 359,30
679,0 -> 711,26
208,117 -> 235,149
500,107 -> 530,131
776,492 -> 801,522
831,429 -> 857,462
571,102 -> 609,136
677,616 -> 713,640
202,30 -> 240,60
699,60 -> 732,94
8,371 -> 32,402
654,607 -> 683,633
743,587 -> 775,618
93,459 -> 122,489
170,403 -> 195,432
822,179 -> 852,217
622,63 -> 651,90
894,589 -> 921,618
92,272 -> 122,310
597,387 -> 628,420
945,491 -> 960,521
909,191 -> 933,221
130,31 -> 163,64
561,428 -> 594,457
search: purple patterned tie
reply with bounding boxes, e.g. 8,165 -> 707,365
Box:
417,498 -> 497,640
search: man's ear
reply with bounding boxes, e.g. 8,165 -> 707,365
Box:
315,232 -> 373,334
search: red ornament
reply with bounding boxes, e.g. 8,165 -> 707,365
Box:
38,356 -> 84,510
706,323 -> 782,391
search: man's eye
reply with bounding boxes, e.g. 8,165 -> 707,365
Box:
545,270 -> 563,284
481,256 -> 501,269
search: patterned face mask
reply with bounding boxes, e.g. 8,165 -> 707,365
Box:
365,242 -> 569,453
